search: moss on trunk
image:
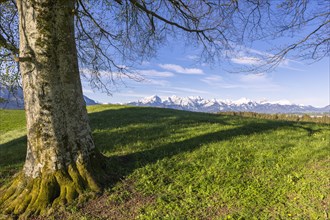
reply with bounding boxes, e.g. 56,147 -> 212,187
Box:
0,150 -> 108,218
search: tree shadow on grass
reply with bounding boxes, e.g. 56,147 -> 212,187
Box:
0,107 -> 326,190
89,107 -> 303,188
106,121 -> 287,183
0,136 -> 27,185
0,136 -> 26,168
89,107 -> 232,155
88,106 -> 231,131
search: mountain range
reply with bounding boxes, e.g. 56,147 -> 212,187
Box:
128,95 -> 330,114
2,85 -> 329,114
0,85 -> 97,109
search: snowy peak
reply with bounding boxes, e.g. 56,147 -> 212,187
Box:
266,100 -> 292,105
140,95 -> 162,104
128,95 -> 329,114
232,97 -> 253,105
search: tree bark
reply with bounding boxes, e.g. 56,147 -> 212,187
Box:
0,0 -> 106,217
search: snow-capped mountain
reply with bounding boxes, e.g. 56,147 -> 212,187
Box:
0,85 -> 25,109
128,95 -> 330,114
0,84 -> 98,109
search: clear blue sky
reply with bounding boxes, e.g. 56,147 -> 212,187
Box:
82,40 -> 329,107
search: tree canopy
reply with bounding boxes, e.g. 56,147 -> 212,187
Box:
1,0 -> 329,92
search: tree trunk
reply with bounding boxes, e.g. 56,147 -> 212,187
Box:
0,0 -> 106,217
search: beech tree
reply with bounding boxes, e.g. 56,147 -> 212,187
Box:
1,0 -> 107,217
0,0 -> 329,217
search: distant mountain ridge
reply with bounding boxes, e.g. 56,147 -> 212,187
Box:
0,85 -> 98,109
128,95 -> 330,114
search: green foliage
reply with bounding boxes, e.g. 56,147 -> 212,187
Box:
0,106 -> 329,219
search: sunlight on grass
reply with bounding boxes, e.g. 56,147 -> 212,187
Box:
0,106 -> 329,219
0,110 -> 26,185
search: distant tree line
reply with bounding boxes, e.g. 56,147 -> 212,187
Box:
218,112 -> 330,124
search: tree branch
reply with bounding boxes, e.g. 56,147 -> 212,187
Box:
129,0 -> 213,33
0,33 -> 18,54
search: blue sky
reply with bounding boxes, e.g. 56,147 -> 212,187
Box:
82,41 -> 329,107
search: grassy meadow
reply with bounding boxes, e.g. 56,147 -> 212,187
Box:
0,105 -> 329,219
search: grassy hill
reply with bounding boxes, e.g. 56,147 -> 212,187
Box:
0,105 -> 329,219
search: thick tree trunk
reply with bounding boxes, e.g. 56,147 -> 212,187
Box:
0,0 -> 106,217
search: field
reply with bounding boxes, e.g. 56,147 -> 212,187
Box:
0,105 -> 329,219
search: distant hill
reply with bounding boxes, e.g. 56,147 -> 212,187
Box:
83,95 -> 98,106
0,84 -> 98,109
0,85 -> 25,109
128,95 -> 330,114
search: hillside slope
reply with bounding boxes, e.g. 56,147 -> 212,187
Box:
0,106 -> 329,219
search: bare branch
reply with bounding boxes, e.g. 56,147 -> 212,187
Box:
129,0 -> 215,33
1,0 -> 329,93
0,33 -> 18,54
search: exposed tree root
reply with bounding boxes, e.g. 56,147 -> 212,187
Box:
0,152 -> 109,219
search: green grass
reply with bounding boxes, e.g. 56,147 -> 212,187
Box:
1,105 -> 329,219
0,110 -> 26,184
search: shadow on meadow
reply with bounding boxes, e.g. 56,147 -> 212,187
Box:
0,136 -> 27,167
90,107 -> 232,155
0,107 -> 325,189
0,136 -> 27,184
88,107 -> 315,187
88,106 -> 231,131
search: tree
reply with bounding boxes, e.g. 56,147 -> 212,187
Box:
0,0 -> 107,217
0,0 -> 329,217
